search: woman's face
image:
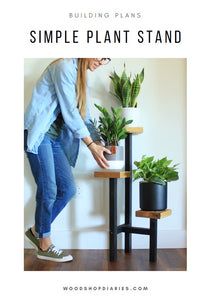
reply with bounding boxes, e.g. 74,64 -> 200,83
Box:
87,58 -> 103,71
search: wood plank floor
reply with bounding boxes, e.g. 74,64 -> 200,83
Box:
24,248 -> 186,271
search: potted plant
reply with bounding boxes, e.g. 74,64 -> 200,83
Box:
133,155 -> 179,210
109,64 -> 144,126
94,104 -> 133,170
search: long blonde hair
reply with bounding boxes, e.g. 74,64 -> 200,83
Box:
76,58 -> 89,119
45,58 -> 88,119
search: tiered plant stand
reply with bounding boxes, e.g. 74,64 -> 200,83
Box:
94,127 -> 172,262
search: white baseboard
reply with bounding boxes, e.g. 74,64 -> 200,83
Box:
24,229 -> 186,249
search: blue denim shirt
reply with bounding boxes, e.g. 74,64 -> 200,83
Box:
24,58 -> 101,167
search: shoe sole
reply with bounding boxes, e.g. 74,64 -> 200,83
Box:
37,254 -> 73,263
25,233 -> 39,251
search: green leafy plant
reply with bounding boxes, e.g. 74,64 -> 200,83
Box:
109,64 -> 144,107
133,155 -> 179,185
94,104 -> 133,146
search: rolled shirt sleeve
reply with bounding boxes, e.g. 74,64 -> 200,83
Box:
50,60 -> 90,139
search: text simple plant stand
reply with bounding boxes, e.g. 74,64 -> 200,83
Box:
94,127 -> 172,262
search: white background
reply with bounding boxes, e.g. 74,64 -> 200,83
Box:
1,0 -> 211,299
24,58 -> 186,249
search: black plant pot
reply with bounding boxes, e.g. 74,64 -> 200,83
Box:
139,182 -> 167,211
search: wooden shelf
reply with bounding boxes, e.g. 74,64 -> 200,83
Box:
125,127 -> 144,134
135,209 -> 172,219
94,171 -> 131,178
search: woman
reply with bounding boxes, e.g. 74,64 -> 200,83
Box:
24,58 -> 111,262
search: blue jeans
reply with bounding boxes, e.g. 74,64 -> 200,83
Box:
24,130 -> 76,238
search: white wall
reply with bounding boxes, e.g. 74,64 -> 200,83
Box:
24,58 -> 186,249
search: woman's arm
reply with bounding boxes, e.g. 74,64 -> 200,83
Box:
50,60 -> 111,168
49,60 -> 91,139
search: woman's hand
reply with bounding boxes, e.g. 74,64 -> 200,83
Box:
88,142 -> 111,169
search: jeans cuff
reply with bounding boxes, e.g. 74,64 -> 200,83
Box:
35,230 -> 51,238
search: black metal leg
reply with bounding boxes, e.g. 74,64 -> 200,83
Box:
125,133 -> 132,252
109,178 -> 117,261
149,219 -> 157,262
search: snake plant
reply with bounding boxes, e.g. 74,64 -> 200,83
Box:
94,104 -> 133,146
109,64 -> 144,107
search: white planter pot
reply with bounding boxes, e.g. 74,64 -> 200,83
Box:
104,145 -> 124,170
122,107 -> 141,127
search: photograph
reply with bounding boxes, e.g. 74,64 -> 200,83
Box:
24,57 -> 186,271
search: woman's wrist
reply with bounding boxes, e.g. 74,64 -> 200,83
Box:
87,141 -> 94,148
82,136 -> 93,147
88,142 -> 98,152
